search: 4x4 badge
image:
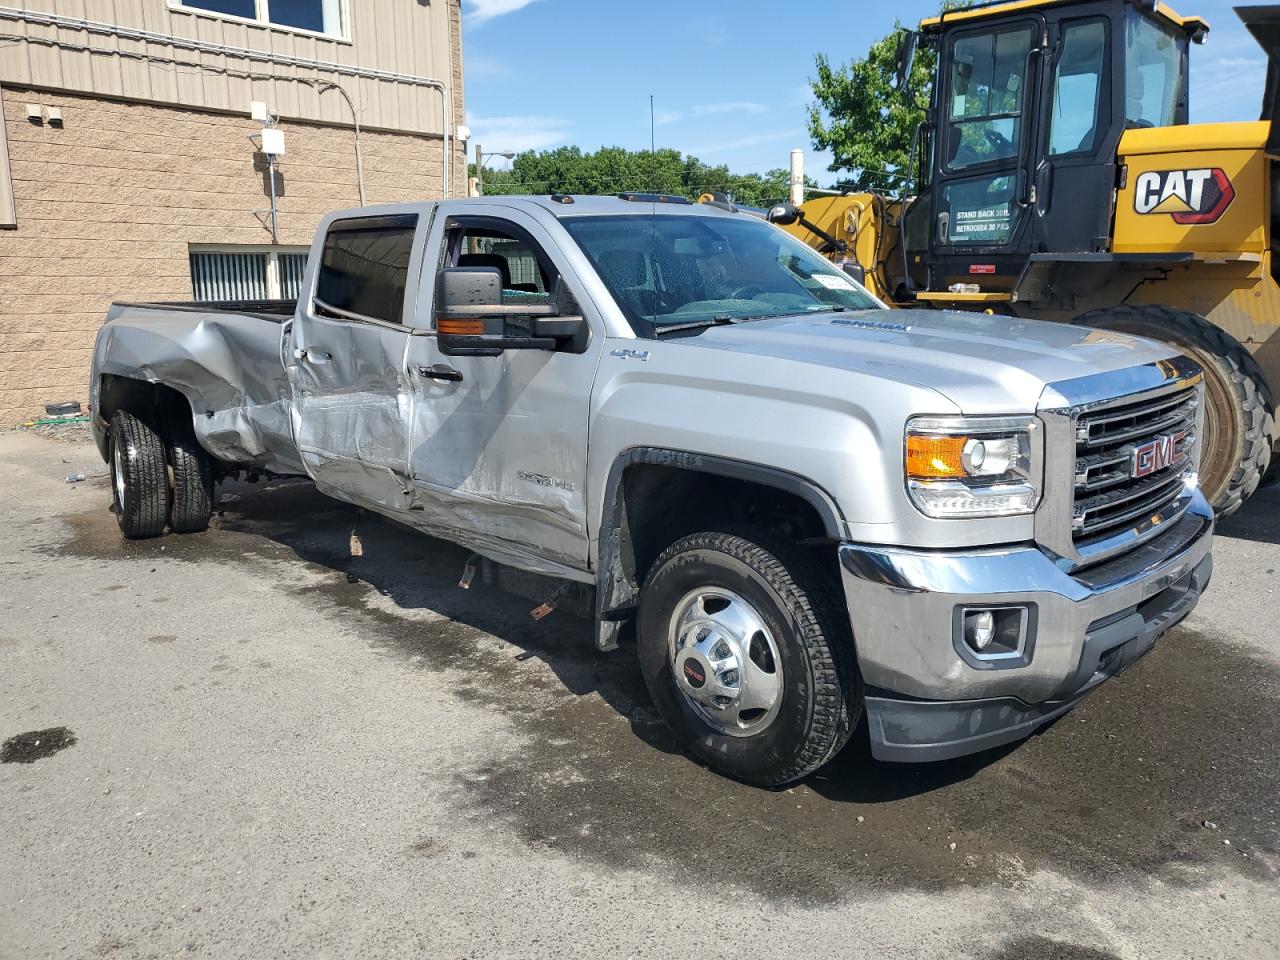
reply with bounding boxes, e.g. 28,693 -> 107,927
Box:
1133,168 -> 1235,225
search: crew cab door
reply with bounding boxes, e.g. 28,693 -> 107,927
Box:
287,210 -> 426,510
403,205 -> 601,574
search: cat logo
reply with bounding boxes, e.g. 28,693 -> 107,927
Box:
1133,168 -> 1235,225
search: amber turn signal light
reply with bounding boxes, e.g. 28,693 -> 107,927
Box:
905,434 -> 967,479
437,317 -> 485,336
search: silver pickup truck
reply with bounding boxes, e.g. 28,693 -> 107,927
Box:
90,194 -> 1213,786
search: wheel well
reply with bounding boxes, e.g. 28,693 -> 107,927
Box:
594,454 -> 844,650
623,464 -> 833,579
98,375 -> 195,437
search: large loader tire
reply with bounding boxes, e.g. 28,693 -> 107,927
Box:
1074,305 -> 1274,517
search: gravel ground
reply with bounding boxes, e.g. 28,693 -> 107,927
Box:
1,430 -> 1277,960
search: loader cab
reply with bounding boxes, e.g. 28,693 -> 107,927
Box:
903,0 -> 1203,298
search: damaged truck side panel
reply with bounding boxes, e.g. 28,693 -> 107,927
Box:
91,304 -> 304,477
90,195 -> 1213,787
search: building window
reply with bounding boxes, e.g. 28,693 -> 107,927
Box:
173,0 -> 345,39
190,247 -> 310,302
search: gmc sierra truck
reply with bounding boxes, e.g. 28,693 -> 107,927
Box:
90,194 -> 1213,786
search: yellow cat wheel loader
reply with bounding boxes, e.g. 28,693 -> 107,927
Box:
777,0 -> 1280,515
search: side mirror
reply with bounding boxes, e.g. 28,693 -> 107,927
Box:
435,266 -> 586,357
839,260 -> 866,286
894,29 -> 919,95
767,202 -> 801,226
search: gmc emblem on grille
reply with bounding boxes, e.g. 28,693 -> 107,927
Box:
1132,432 -> 1185,478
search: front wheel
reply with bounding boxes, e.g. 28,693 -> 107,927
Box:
637,530 -> 860,787
1074,305 -> 1275,516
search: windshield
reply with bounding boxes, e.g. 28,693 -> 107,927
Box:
562,213 -> 881,336
1125,10 -> 1185,128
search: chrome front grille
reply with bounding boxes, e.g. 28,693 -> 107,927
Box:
1071,385 -> 1199,547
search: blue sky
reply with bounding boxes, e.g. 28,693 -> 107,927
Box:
461,0 -> 1269,187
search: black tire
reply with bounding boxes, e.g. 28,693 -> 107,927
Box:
1074,305 -> 1275,517
168,429 -> 213,534
637,530 -> 860,787
109,409 -> 170,540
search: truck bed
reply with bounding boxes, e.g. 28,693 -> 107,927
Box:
111,298 -> 298,321
91,300 -> 304,476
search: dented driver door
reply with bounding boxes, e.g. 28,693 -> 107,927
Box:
288,211 -> 426,511
402,203 -> 603,577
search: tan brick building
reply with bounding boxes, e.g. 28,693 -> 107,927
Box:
0,0 -> 467,424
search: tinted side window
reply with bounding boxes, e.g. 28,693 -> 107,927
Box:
316,215 -> 418,324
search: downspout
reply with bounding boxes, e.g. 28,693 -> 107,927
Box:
443,0 -> 458,198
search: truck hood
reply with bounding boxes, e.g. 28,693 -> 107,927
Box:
685,309 -> 1180,414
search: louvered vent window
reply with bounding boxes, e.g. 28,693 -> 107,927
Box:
189,247 -> 310,302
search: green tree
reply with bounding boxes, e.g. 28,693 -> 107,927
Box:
807,18 -> 940,192
470,146 -> 804,207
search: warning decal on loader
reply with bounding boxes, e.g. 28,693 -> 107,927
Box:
1133,168 -> 1235,225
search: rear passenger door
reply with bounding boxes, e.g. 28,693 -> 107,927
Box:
288,211 -> 426,511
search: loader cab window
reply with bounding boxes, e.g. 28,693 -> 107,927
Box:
1125,11 -> 1186,128
945,24 -> 1035,170
315,214 -> 418,325
1049,20 -> 1109,156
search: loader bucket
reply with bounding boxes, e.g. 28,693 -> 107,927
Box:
1238,5 -> 1280,155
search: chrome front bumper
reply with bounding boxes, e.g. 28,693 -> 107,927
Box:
839,491 -> 1214,762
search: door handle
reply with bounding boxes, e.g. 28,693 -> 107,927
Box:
298,348 -> 332,364
418,364 -> 463,383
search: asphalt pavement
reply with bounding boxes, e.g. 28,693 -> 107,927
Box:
1,428 -> 1277,959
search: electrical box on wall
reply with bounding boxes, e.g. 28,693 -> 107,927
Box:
260,128 -> 286,156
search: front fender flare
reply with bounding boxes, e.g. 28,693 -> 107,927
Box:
592,446 -> 846,651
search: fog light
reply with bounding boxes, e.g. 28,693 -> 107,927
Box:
967,610 -> 996,651
955,606 -> 1032,663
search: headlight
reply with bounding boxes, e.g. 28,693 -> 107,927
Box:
905,416 -> 1041,518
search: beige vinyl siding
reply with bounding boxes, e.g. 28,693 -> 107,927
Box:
0,0 -> 460,136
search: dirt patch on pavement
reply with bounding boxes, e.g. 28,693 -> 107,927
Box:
2,727 -> 77,764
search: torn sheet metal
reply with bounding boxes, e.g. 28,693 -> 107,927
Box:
90,304 -> 303,476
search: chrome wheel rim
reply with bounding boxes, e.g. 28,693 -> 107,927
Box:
112,435 -> 126,506
667,587 -> 783,737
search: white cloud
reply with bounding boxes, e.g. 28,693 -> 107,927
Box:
1213,56 -> 1265,69
655,101 -> 769,127
788,84 -> 814,107
465,0 -> 540,25
465,54 -> 511,78
465,114 -> 570,156
690,101 -> 768,117
684,128 -> 806,156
